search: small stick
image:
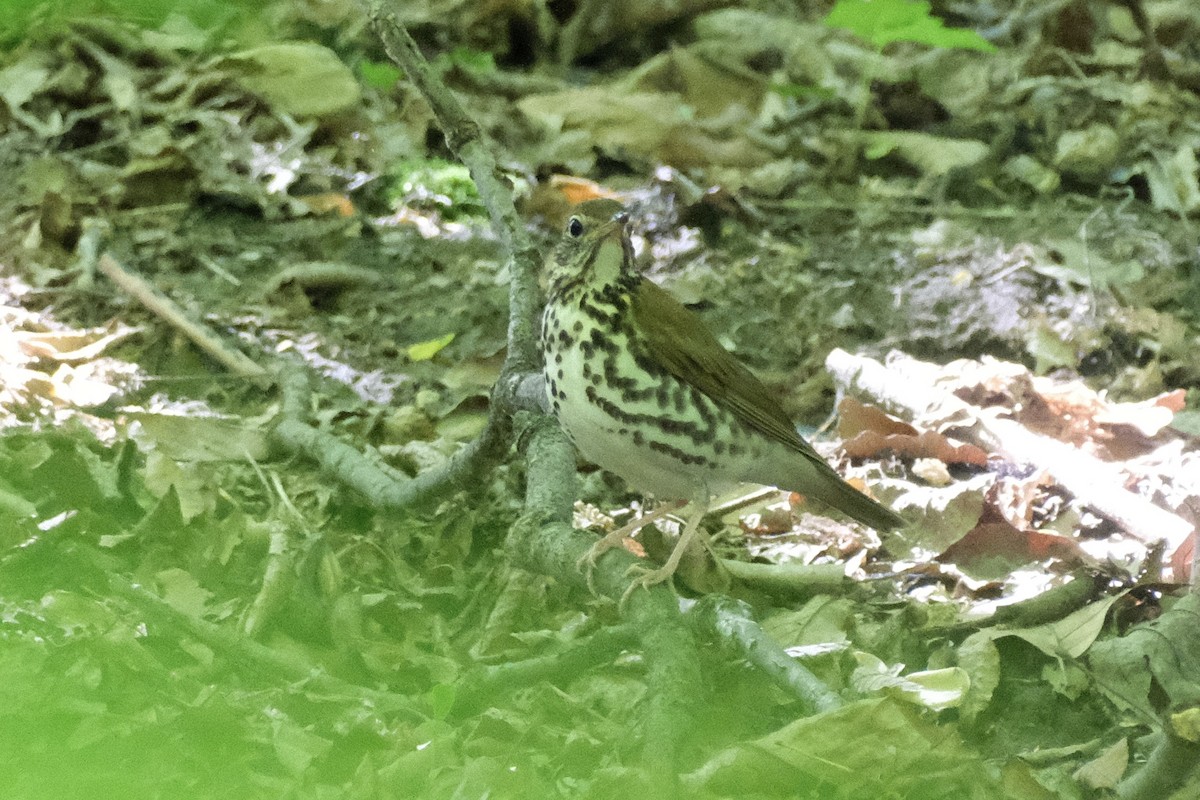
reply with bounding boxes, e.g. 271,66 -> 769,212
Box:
98,253 -> 268,381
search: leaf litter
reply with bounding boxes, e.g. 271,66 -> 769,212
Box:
0,2 -> 1199,798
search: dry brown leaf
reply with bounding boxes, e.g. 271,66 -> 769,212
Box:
18,323 -> 137,363
838,396 -> 917,438
838,397 -> 988,464
842,429 -> 989,466
936,511 -> 1090,580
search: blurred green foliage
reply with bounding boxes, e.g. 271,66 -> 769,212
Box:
387,158 -> 485,220
825,0 -> 996,51
0,0 -> 267,49
359,58 -> 402,90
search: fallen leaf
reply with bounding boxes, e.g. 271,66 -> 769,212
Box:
936,509 -> 1089,581
218,42 -> 360,118
407,333 -> 455,362
838,396 -> 917,437
842,429 -> 989,465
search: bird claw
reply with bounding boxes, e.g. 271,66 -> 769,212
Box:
575,501 -> 685,596
617,563 -> 675,609
576,534 -> 625,594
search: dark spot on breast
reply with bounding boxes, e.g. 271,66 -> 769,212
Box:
580,300 -> 614,327
659,418 -> 685,434
694,392 -> 715,427
602,352 -> 639,393
588,327 -> 619,354
648,439 -> 709,466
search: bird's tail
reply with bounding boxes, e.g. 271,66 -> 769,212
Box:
810,468 -> 905,530
768,453 -> 905,531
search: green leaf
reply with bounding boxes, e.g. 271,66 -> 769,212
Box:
851,652 -> 968,711
387,158 -> 484,219
429,683 -> 456,720
825,0 -> 996,52
407,333 -> 455,362
155,568 -> 213,618
997,595 -> 1120,659
220,42 -> 361,118
444,46 -> 494,74
359,59 -> 402,90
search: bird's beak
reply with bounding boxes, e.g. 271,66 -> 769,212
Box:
600,212 -> 628,241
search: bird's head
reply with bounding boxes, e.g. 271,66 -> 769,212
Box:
546,198 -> 634,298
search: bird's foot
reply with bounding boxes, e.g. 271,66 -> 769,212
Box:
576,528 -> 632,594
617,562 -> 677,608
616,497 -> 710,609
575,501 -> 685,595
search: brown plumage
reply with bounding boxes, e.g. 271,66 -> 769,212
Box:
541,199 -> 902,591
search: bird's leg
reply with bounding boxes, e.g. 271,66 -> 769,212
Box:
621,487 -> 712,604
577,499 -> 686,593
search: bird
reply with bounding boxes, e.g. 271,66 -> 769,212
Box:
540,198 -> 903,594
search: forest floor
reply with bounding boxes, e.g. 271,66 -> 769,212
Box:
0,2 -> 1198,798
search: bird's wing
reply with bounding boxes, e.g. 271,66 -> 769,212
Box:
632,277 -> 822,459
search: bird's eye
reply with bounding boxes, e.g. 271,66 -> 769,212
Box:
567,217 -> 584,238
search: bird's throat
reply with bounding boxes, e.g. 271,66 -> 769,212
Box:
589,236 -> 625,288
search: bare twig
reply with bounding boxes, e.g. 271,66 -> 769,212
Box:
98,253 -> 268,381
96,550 -> 419,718
1116,729 -> 1200,800
265,5 -> 557,513
511,414 -> 702,789
271,367 -> 528,510
719,559 -> 849,596
368,4 -> 542,374
279,3 -> 551,510
451,624 -> 638,716
688,596 -> 842,713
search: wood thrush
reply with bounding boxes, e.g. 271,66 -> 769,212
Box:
541,199 -> 903,593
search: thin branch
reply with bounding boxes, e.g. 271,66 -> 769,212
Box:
98,253 -> 268,380
368,4 -> 543,374
451,625 -> 638,717
688,596 -> 843,714
92,548 -> 419,718
720,559 -> 849,597
272,3 -> 554,509
270,368 -> 532,509
1116,729 -> 1200,799
512,415 -> 702,787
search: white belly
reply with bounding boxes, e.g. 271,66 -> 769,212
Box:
543,303 -> 730,500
